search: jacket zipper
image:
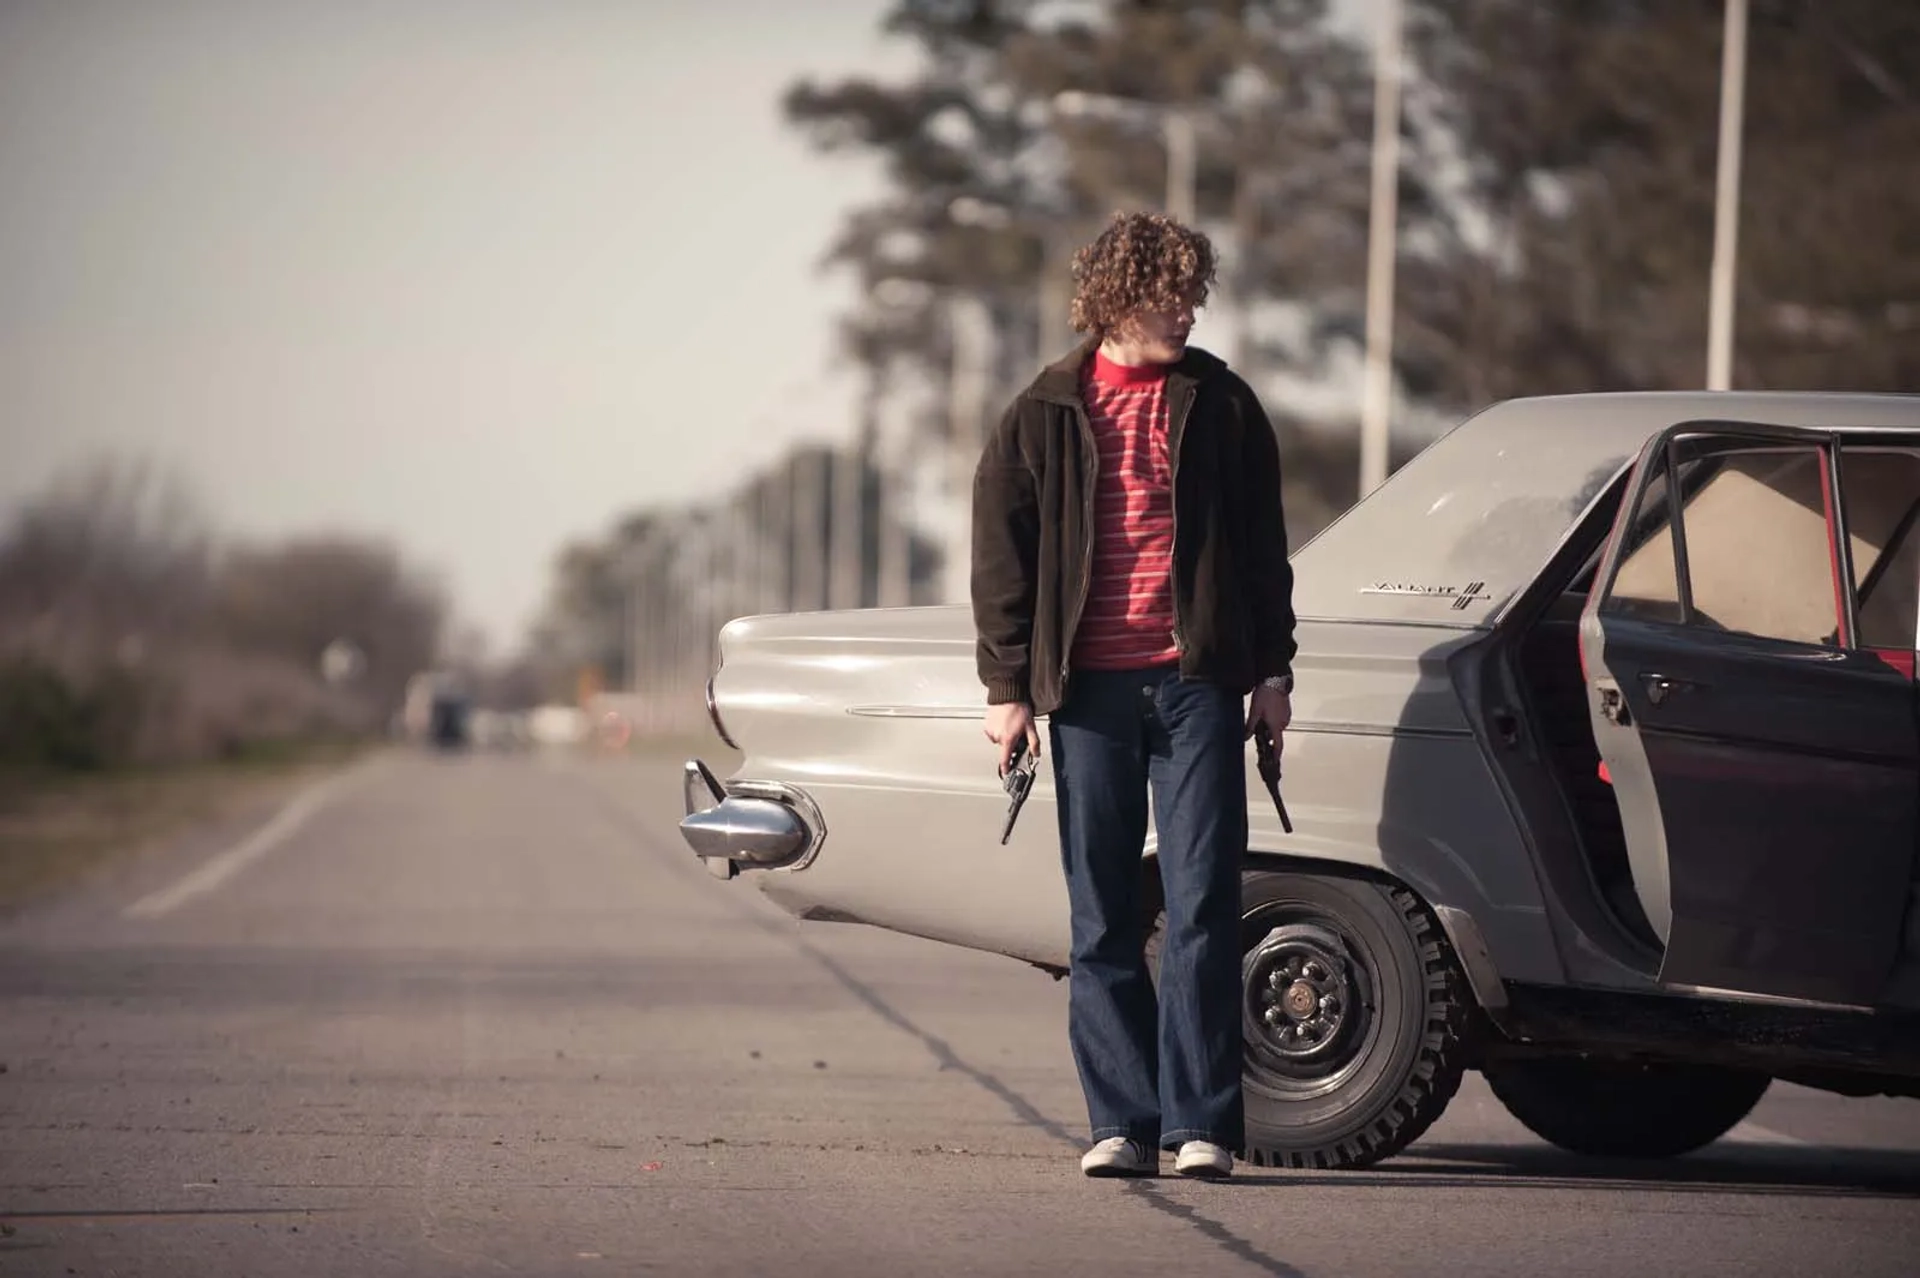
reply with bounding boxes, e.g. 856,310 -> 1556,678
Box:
1060,401 -> 1100,687
1166,381 -> 1196,659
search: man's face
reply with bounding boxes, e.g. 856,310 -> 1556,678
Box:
1117,293 -> 1201,363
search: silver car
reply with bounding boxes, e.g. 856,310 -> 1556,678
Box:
680,391 -> 1920,1169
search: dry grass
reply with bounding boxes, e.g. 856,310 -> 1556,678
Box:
0,740 -> 372,909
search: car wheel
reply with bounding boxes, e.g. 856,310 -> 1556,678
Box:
1148,869 -> 1471,1170
1482,1058 -> 1771,1158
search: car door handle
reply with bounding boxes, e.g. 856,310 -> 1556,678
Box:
1639,673 -> 1697,706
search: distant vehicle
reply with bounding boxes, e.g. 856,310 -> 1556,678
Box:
586,692 -> 656,751
403,671 -> 473,750
427,688 -> 471,749
527,704 -> 589,747
468,709 -> 531,750
677,391 -> 1920,1170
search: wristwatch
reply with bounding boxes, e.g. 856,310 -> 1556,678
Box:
1259,674 -> 1294,694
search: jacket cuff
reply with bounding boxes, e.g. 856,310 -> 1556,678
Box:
984,674 -> 1030,706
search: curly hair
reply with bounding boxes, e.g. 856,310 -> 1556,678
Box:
1067,211 -> 1218,338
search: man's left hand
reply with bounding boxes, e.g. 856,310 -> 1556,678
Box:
1245,685 -> 1292,746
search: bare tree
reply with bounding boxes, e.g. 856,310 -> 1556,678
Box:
0,453 -> 214,652
213,534 -> 448,718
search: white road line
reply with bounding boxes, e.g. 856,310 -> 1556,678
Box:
122,760 -> 379,920
1729,1121 -> 1808,1145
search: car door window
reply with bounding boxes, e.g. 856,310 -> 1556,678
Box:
1601,441 -> 1839,646
1839,448 -> 1920,651
1604,466 -> 1684,625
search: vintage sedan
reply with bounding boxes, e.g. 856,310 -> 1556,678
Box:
678,390 -> 1920,1170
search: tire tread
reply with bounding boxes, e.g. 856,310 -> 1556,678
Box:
1242,883 -> 1470,1171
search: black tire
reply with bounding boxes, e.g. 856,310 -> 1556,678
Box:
1483,1058 -> 1771,1158
1147,869 -> 1471,1170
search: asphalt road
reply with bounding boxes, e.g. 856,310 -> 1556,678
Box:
2,746 -> 1917,1277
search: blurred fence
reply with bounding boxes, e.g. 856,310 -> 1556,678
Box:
615,433 -> 953,738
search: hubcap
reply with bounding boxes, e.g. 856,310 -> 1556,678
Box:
1242,919 -> 1367,1083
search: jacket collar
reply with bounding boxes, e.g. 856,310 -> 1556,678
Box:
1025,337 -> 1227,406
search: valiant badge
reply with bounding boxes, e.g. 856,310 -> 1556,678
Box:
1361,580 -> 1490,611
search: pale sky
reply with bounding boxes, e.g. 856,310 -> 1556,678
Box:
0,0 -> 1383,653
0,0 -> 913,650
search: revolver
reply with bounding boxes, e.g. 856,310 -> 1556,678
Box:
999,736 -> 1040,845
1253,721 -> 1294,834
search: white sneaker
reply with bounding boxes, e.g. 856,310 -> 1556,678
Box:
1080,1136 -> 1156,1178
1174,1140 -> 1233,1179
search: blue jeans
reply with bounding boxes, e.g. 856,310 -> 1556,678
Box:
1048,666 -> 1247,1151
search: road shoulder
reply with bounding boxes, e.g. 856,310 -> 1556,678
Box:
0,742 -> 379,918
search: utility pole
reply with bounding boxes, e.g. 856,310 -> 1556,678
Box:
869,368 -> 912,608
1164,109 -> 1198,224
831,380 -> 877,611
876,454 -> 911,608
1358,0 -> 1404,498
791,449 -> 828,611
644,528 -> 674,733
1037,257 -> 1071,368
830,444 -> 863,610
655,517 -> 685,731
944,293 -> 993,605
719,493 -> 747,634
1707,0 -> 1749,391
622,550 -> 640,695
758,464 -> 786,614
680,511 -> 708,703
735,484 -> 758,622
621,529 -> 655,717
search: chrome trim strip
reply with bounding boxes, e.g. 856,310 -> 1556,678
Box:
1661,982 -> 1876,1015
1294,614 -> 1486,631
846,705 -> 1472,739
1288,720 -> 1474,741
847,705 -> 983,720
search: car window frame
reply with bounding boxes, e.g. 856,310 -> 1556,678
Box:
1594,421 -> 1920,663
1835,440 -> 1920,667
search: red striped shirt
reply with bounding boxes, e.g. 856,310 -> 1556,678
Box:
1070,351 -> 1180,670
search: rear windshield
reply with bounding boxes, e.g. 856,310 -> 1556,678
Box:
1289,409 -> 1637,625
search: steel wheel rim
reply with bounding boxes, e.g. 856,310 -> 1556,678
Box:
1240,909 -> 1380,1101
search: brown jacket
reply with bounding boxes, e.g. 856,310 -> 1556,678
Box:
969,339 -> 1297,715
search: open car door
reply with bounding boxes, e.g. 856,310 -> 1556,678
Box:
1578,423 -> 1920,1008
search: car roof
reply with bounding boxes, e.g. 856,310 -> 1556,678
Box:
1291,391 -> 1920,628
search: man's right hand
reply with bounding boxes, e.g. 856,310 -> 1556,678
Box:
984,701 -> 1041,777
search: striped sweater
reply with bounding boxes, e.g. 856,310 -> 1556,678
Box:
1070,350 -> 1181,671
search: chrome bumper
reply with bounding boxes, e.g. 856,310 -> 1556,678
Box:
679,759 -> 824,876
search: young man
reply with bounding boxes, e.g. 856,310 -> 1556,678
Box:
970,211 -> 1297,1180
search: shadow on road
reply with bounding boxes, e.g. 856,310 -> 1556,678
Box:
1221,1140 -> 1920,1201
782,934 -> 1310,1278
587,773 -> 1312,1278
